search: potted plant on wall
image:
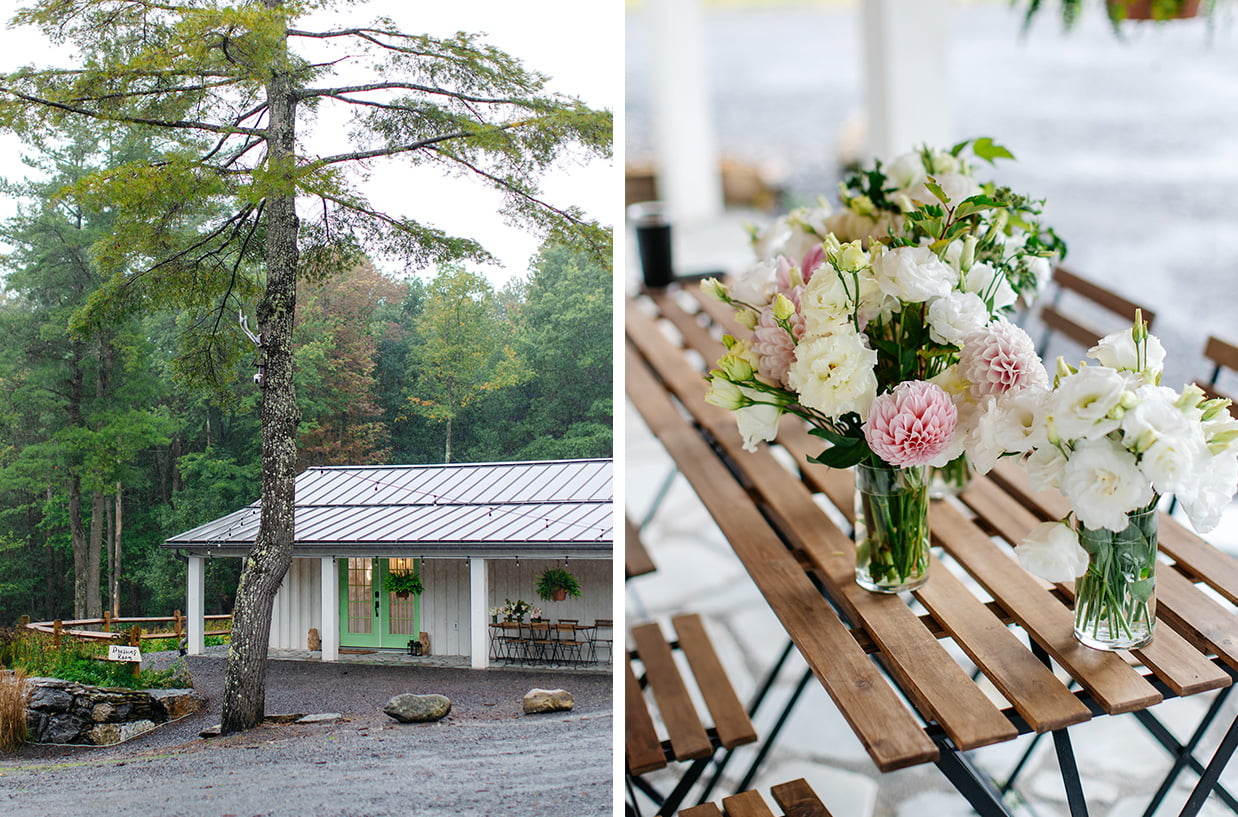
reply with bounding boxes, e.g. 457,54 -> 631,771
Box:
535,567 -> 582,602
383,570 -> 424,600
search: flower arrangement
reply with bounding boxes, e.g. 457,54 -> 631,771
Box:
499,598 -> 533,622
1010,315 -> 1238,648
703,138 -> 1063,591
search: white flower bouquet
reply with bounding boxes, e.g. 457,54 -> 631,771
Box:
703,138 -> 1064,591
1011,315 -> 1238,648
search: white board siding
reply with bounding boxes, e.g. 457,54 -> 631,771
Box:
267,555 -> 614,657
269,558 -> 322,650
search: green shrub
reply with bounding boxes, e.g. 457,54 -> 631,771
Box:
0,629 -> 189,690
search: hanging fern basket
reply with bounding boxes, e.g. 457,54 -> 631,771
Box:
1107,0 -> 1202,20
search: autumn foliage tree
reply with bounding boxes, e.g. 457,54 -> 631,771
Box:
0,0 -> 610,732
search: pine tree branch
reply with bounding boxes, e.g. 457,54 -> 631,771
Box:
297,81 -> 525,107
0,87 -> 266,137
429,148 -> 589,228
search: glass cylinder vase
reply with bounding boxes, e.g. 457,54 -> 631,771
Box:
929,454 -> 974,500
1073,504 -> 1158,651
854,462 -> 931,593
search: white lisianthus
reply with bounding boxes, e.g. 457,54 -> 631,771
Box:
1023,255 -> 1053,301
799,264 -> 873,333
1060,436 -> 1155,532
750,216 -> 792,262
927,291 -> 989,345
885,151 -> 929,190
870,245 -> 956,303
735,400 -> 784,453
963,262 -> 1018,311
1120,385 -> 1196,454
1178,451 -> 1238,533
1089,327 -> 1166,380
1015,519 -> 1089,583
1047,366 -> 1128,441
1139,436 -> 1208,498
967,389 -> 1049,475
1025,443 -> 1068,492
786,329 -> 879,419
729,259 -> 778,307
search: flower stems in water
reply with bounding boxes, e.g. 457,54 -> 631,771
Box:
1073,502 -> 1158,650
855,463 -> 930,592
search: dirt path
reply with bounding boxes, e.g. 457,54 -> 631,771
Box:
0,656 -> 614,817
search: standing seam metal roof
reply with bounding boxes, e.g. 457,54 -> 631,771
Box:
163,458 -> 613,551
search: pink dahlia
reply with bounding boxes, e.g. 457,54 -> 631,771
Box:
799,244 -> 825,283
752,292 -> 804,386
864,381 -> 958,468
959,320 -> 1048,399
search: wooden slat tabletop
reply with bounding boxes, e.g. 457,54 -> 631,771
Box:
627,282 -> 1238,776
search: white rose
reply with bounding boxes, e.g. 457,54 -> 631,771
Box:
1015,519 -> 1089,583
870,245 -> 956,303
786,329 -> 879,419
1089,328 -> 1166,380
1049,366 -> 1128,442
963,262 -> 1018,311
1060,436 -> 1156,532
927,291 -> 989,346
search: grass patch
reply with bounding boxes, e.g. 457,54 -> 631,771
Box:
0,668 -> 27,752
0,628 -> 191,691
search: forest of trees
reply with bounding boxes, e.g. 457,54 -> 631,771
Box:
0,140 -> 612,626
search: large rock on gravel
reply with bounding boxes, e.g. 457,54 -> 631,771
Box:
383,693 -> 451,723
522,688 -> 574,715
89,720 -> 156,745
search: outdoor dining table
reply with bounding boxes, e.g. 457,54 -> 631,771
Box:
488,620 -> 600,666
626,282 -> 1238,817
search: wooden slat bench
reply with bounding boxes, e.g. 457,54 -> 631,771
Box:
627,281 -> 1238,817
679,778 -> 832,817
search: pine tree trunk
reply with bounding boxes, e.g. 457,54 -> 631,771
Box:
87,490 -> 104,618
68,476 -> 87,620
220,12 -> 301,732
112,481 -> 122,618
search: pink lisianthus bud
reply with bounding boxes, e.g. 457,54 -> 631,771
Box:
800,244 -> 825,283
864,381 -> 959,468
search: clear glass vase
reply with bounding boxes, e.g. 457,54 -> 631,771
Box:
1073,504 -> 1158,651
929,454 -> 974,500
854,462 -> 931,593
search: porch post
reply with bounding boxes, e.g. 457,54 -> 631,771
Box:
470,557 -> 488,669
186,555 -> 205,655
862,0 -> 953,160
320,556 -> 339,662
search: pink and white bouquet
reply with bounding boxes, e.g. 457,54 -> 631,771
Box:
703,138 -> 1064,472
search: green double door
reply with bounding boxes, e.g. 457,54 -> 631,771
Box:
339,557 -> 422,649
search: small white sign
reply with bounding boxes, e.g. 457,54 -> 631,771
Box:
108,645 -> 141,663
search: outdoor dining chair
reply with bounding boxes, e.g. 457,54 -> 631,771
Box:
678,777 -> 832,817
1034,265 -> 1157,359
591,618 -> 613,664
1200,334 -> 1238,403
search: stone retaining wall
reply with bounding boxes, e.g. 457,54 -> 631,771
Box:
26,678 -> 204,745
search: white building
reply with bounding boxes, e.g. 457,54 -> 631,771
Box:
164,458 -> 613,668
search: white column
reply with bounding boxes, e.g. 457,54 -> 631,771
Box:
470,557 -> 489,669
649,0 -> 724,223
186,556 -> 205,656
862,0 -> 953,161
320,557 -> 339,662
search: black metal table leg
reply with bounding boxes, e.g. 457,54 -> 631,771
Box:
932,732 -> 1018,817
1179,709 -> 1238,817
1136,687 -> 1238,817
1051,726 -> 1090,817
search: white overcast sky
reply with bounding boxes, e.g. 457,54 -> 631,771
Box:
0,0 -> 621,285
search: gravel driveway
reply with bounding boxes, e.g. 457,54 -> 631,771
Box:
0,655 -> 614,817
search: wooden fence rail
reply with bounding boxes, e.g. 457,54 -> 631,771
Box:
21,613 -> 233,647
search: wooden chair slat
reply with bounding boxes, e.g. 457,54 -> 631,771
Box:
719,790 -> 779,817
913,552 -> 1092,733
679,804 -> 727,817
931,500 -> 1162,715
630,621 -> 713,762
770,778 -> 833,817
625,658 -> 667,775
634,300 -> 1017,753
1052,266 -> 1156,327
1040,305 -> 1110,351
959,477 -> 1231,697
671,613 -> 758,750
626,514 -> 657,579
1205,335 -> 1238,372
627,337 -> 938,772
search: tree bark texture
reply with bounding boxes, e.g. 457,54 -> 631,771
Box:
87,490 -> 104,618
220,16 -> 301,732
